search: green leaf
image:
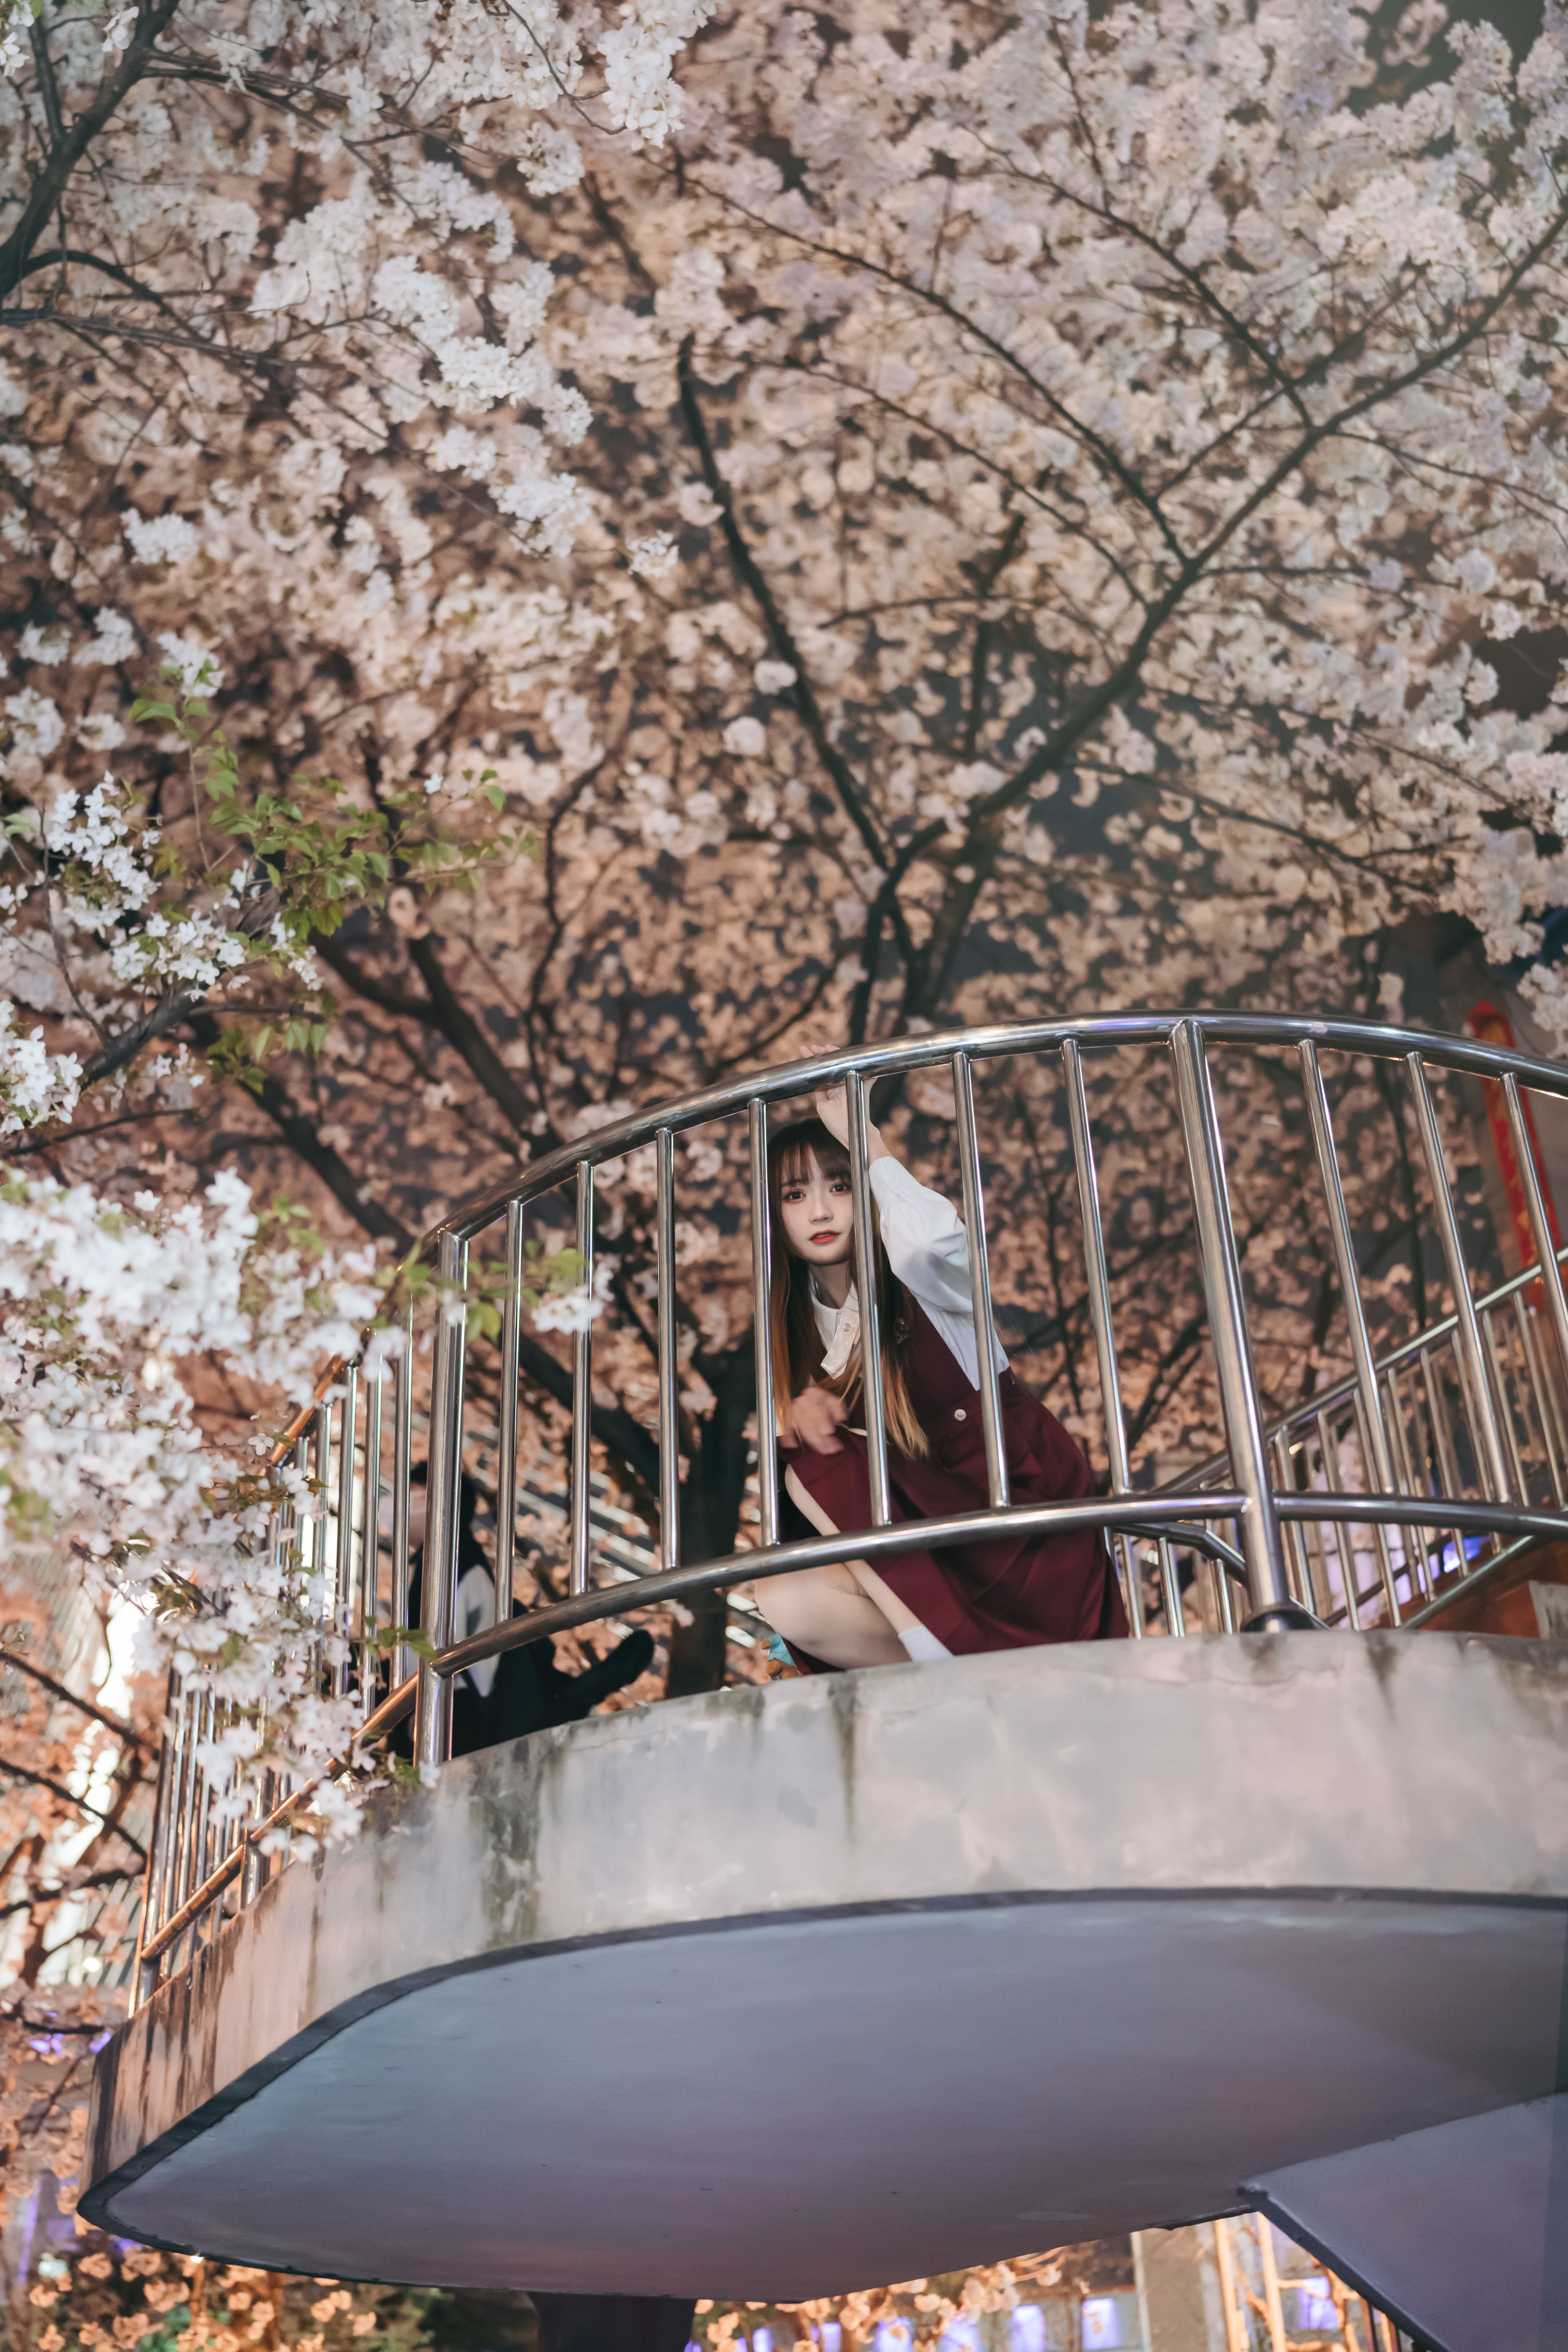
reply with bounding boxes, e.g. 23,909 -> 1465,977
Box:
371,1625 -> 437,1660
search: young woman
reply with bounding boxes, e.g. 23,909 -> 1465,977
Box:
756,1085 -> 1128,1671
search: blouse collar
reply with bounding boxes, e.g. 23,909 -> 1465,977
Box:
810,1270 -> 859,1379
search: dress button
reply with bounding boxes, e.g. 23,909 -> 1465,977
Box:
954,1407 -> 967,1421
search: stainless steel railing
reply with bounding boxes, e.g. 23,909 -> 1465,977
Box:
130,1010 -> 1568,2006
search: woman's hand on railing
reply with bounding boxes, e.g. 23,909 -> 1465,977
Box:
784,1385 -> 850,1455
814,1084 -> 891,1161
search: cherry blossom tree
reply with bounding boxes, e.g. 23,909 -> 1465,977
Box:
2,0 -> 1563,1706
16,26 -> 1563,2348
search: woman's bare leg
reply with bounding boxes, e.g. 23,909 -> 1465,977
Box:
758,1558 -> 908,1667
756,1468 -> 929,1666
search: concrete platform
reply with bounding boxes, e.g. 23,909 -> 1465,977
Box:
81,1634 -> 1568,2304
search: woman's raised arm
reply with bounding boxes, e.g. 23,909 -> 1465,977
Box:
811,1085 -> 976,1321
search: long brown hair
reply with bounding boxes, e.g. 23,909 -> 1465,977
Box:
766,1116 -> 929,1461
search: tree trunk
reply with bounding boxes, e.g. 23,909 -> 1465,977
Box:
531,2295 -> 696,2352
664,1339 -> 757,1699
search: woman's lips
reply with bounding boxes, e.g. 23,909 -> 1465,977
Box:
811,1231 -> 839,1244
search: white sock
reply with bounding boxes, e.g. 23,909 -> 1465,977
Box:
900,1624 -> 952,1661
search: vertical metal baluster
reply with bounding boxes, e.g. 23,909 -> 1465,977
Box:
134,1677 -> 178,2005
145,1686 -> 177,1944
495,1203 -> 524,1624
951,1051 -> 1009,1509
1346,1394 -> 1375,1617
312,1401 -> 330,1564
1537,1276 -> 1568,1492
182,1689 -> 208,1922
243,1469 -> 283,1909
311,1401 -> 331,1688
1225,1517 -> 1247,1625
202,1696 -> 226,1938
846,1069 -> 891,1527
208,1702 -> 234,1936
241,1766 -> 274,1908
1416,1346 -> 1465,1591
747,1106 -> 778,1551
1382,1361 -> 1427,1602
1303,1426 -> 1338,1624
1170,1022 -> 1296,1627
224,1705 -> 239,1867
1157,1538 -> 1184,1636
166,1686 -> 198,1977
1299,1039 -> 1401,1619
157,1681 -> 190,1945
1378,1365 -> 1419,1607
1406,1053 -> 1513,1502
1119,1544 -> 1146,1646
415,1231 -> 468,1773
1338,1446 -> 1375,1627
1502,1293 -> 1546,1498
1346,1390 -> 1400,1628
1272,1431 -> 1318,1617
570,1165 -> 595,1597
1311,1412 -> 1357,1630
1062,1038 -> 1140,1637
1516,1290 -> 1565,1504
228,1718 -> 250,1920
1508,1081 -> 1568,1488
287,1433 -> 307,1659
181,1710 -> 204,1964
391,1299 -> 413,1692
1504,1070 -> 1568,1417
333,1366 -> 358,1702
181,1690 -> 213,1969
1209,1554 -> 1236,1634
1483,1306 -> 1529,1506
656,1128 -> 684,1566
359,1365 -> 383,1717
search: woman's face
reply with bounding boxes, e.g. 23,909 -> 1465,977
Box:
778,1149 -> 854,1266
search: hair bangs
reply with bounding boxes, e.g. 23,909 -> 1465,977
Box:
774,1127 -> 850,1189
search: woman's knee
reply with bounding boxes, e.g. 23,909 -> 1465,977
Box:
756,1563 -> 853,1636
756,1570 -> 809,1637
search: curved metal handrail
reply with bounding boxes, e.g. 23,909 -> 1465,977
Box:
431,1010 -> 1568,1246
1172,1236 -> 1568,1500
355,1493 -> 1568,1749
132,1008 -> 1568,2005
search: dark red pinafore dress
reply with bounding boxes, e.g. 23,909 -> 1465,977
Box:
781,1296 -> 1127,1668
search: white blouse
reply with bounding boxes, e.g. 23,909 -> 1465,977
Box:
808,1156 -> 1007,1390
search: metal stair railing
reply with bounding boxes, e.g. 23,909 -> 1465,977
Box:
127,1010 -> 1568,2008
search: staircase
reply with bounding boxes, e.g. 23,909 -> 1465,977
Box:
80,1014 -> 1568,2352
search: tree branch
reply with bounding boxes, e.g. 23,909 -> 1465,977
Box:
310,934 -> 444,1028
184,1009 -> 416,1250
404,932 -> 534,1131
182,1017 -> 658,1490
691,177 -> 1189,568
81,991 -> 207,1089
0,1760 -> 146,1861
28,18 -> 66,150
0,1648 -> 142,1747
0,0 -> 184,300
16,245 -> 208,337
678,336 -> 914,965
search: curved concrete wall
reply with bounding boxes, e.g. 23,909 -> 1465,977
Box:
82,1632 -> 1568,2297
